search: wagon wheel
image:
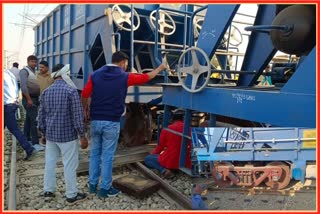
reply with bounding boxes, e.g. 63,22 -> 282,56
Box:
193,17 -> 204,38
177,47 -> 211,93
212,162 -> 233,187
149,10 -> 176,36
224,25 -> 243,47
111,4 -> 140,31
264,162 -> 291,190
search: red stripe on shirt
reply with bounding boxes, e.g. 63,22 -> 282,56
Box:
81,75 -> 93,98
81,73 -> 150,98
127,73 -> 150,86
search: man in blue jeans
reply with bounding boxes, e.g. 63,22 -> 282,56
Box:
81,51 -> 167,198
4,69 -> 36,160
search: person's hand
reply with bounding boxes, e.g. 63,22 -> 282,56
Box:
80,137 -> 88,149
27,99 -> 33,107
158,63 -> 168,71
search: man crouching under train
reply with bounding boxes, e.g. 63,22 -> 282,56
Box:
38,64 -> 88,204
144,110 -> 192,178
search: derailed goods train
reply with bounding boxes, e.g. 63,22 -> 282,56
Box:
192,128 -> 316,190
34,4 -> 316,173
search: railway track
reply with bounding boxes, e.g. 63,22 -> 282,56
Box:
207,184 -> 316,196
193,177 -> 316,197
192,177 -> 316,210
5,132 -> 192,210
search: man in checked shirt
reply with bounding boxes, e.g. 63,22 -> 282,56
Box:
38,64 -> 88,204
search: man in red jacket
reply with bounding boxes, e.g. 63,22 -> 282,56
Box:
144,112 -> 191,178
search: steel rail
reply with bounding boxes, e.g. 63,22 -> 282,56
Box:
134,162 -> 192,210
8,136 -> 17,210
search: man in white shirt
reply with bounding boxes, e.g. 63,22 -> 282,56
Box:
9,62 -> 20,89
4,69 -> 36,160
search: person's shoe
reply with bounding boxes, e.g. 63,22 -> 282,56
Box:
66,193 -> 87,204
44,192 -> 55,198
89,184 -> 97,194
97,188 -> 109,198
33,144 -> 45,151
98,186 -> 120,198
24,149 -> 37,161
106,186 -> 121,197
44,192 -> 55,201
162,169 -> 174,179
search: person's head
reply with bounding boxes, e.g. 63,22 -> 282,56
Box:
39,61 -> 49,74
112,51 -> 129,71
172,109 -> 184,121
51,64 -> 65,79
27,55 -> 37,69
13,62 -> 19,68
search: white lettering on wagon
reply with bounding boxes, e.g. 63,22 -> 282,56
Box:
232,93 -> 256,104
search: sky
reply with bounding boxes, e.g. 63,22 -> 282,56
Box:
3,4 -> 58,69
2,3 -> 259,70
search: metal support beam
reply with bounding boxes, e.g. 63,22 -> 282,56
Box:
179,109 -> 191,168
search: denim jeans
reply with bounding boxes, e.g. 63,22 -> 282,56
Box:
144,154 -> 166,174
89,120 -> 120,190
22,96 -> 39,144
4,104 -> 34,155
44,139 -> 79,198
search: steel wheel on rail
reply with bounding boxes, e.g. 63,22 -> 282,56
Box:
212,162 -> 233,187
264,161 -> 291,190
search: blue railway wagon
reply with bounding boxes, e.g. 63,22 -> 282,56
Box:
34,4 -> 193,91
192,127 -> 316,189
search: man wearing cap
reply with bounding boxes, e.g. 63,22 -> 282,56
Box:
38,64 -> 88,204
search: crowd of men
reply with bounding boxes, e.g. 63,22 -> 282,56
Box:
4,52 -> 194,205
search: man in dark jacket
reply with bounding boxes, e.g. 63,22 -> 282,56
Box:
81,51 -> 167,198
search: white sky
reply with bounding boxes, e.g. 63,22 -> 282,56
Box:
3,4 -> 58,69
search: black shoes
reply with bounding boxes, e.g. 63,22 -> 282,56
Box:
44,192 -> 55,198
44,191 -> 55,202
66,193 -> 87,204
